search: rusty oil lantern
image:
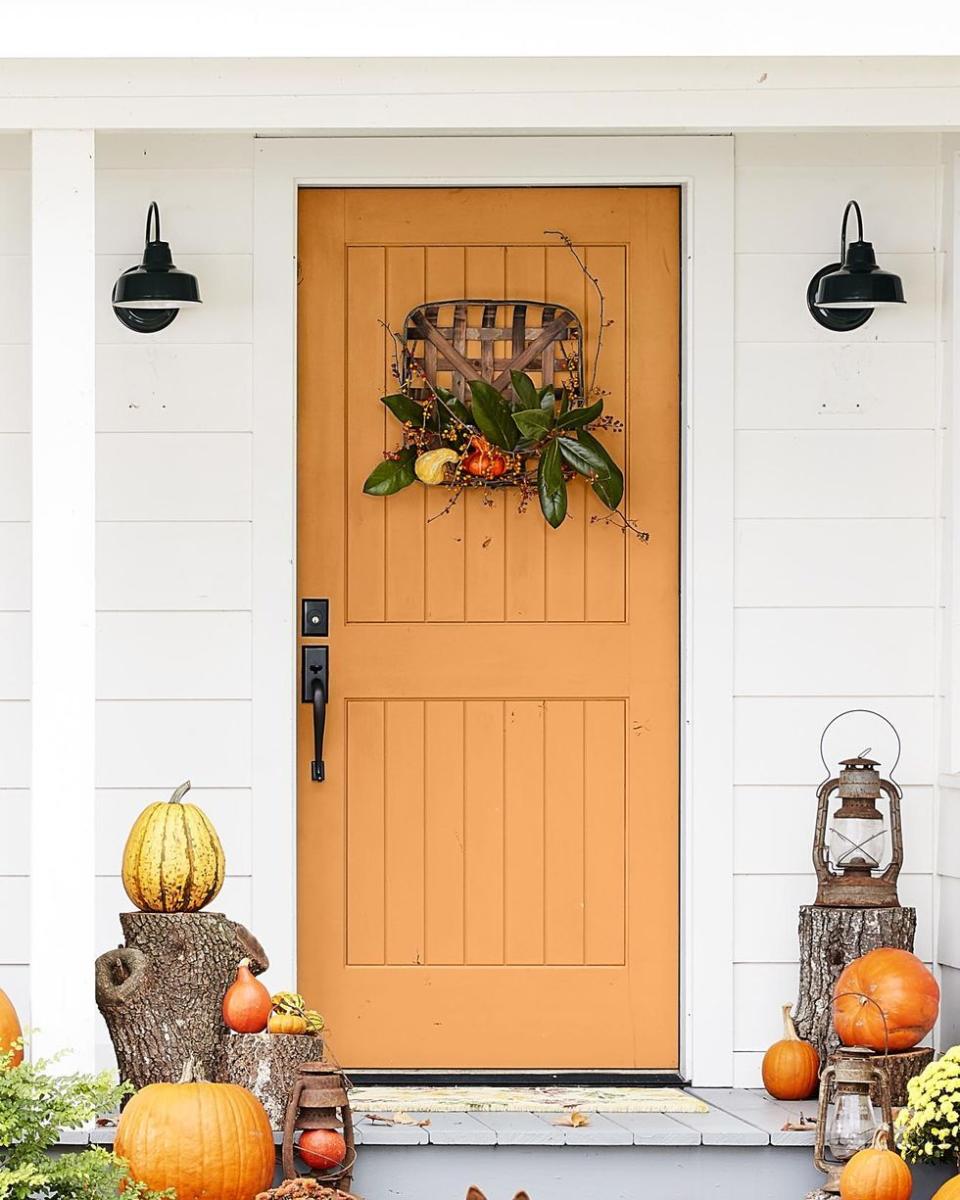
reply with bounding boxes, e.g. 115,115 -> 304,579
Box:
813,1048 -> 893,1193
813,711 -> 903,908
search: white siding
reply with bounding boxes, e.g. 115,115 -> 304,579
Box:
0,135 -> 29,1029
733,132 -> 942,1085
93,135 -> 254,1068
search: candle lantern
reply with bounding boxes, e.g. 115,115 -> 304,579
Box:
813,1048 -> 893,1194
813,712 -> 903,907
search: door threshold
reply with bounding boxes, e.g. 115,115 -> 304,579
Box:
344,1070 -> 689,1087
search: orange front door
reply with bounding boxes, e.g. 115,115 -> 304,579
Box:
297,187 -> 680,1070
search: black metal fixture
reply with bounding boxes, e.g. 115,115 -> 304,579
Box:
807,200 -> 905,332
112,201 -> 201,334
301,645 -> 329,782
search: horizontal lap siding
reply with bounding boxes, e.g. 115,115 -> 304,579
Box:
0,138 -> 29,1025
93,136 -> 254,1069
732,131 -> 941,1086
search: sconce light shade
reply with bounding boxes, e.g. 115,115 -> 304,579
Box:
807,200 -> 905,332
112,202 -> 201,333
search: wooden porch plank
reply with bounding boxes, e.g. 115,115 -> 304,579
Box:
471,1112 -> 566,1145
668,1101 -> 769,1146
535,1112 -> 634,1146
355,1115 -> 429,1145
604,1112 -> 701,1146
419,1112 -> 497,1145
690,1088 -> 814,1146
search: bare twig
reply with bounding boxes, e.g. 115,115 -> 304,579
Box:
544,229 -> 607,397
425,487 -> 465,523
590,509 -> 650,541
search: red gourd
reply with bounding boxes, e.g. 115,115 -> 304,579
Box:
222,958 -> 272,1033
298,1129 -> 347,1171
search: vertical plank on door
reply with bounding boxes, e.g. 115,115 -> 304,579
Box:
424,247 -> 467,622
504,247 -> 546,621
384,246 -> 426,622
346,700 -> 386,964
544,243 -> 588,621
584,700 -> 627,964
504,700 -> 545,964
346,247 -> 387,622
424,700 -> 465,963
464,247 -> 506,621
464,700 -> 505,964
585,245 -> 628,622
544,700 -> 586,964
384,700 -> 426,963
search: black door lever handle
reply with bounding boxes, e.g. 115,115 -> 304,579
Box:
301,646 -> 329,783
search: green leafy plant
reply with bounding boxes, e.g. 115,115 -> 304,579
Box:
895,1045 -> 960,1164
0,1044 -> 173,1200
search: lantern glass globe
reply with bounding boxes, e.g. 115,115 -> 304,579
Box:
828,813 -> 887,872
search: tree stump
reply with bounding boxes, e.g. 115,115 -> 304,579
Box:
221,1033 -> 325,1128
95,911 -> 268,1089
793,904 -> 916,1064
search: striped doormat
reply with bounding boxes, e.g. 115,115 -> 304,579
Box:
348,1085 -> 707,1114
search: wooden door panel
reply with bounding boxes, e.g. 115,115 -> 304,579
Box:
298,187 -> 679,1069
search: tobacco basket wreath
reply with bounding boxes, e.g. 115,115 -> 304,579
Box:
362,234 -> 646,538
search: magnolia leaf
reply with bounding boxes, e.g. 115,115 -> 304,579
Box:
362,450 -> 416,496
557,399 -> 604,430
512,406 -> 554,440
435,392 -> 474,429
469,379 -> 518,450
510,370 -> 540,410
381,392 -> 426,426
537,438 -> 567,528
558,431 -> 624,510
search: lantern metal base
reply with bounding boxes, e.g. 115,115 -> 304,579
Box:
814,875 -> 900,908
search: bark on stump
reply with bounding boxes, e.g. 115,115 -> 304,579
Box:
793,904 -> 916,1064
95,911 -> 268,1089
221,1033 -> 325,1128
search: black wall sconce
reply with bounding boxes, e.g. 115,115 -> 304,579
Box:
807,200 -> 905,331
111,202 -> 202,334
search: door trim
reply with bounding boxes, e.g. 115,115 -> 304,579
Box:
252,135 -> 735,1085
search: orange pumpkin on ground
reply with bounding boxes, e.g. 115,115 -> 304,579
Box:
0,987 -> 22,1068
839,1128 -> 912,1200
223,958 -> 272,1033
834,948 -> 939,1051
115,1059 -> 275,1200
932,1178 -> 960,1200
761,1004 -> 820,1100
298,1128 -> 347,1171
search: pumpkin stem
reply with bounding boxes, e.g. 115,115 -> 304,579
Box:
169,780 -> 192,805
781,1003 -> 800,1041
179,1057 -> 197,1083
871,1125 -> 891,1151
238,957 -> 250,970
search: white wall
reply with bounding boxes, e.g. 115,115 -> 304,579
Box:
732,132 -> 942,1085
0,133 -> 30,1034
1,126 -> 947,1080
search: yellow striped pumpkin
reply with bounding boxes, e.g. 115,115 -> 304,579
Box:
121,780 -> 226,912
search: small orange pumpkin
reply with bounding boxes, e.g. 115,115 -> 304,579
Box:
462,437 -> 507,479
761,1004 -> 819,1100
931,1178 -> 960,1200
834,948 -> 939,1051
0,987 -> 22,1068
222,958 -> 272,1034
267,1011 -> 308,1035
839,1127 -> 912,1200
298,1128 -> 347,1171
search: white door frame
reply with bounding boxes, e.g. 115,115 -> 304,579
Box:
251,134 -> 735,1085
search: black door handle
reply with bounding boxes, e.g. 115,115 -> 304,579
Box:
301,646 -> 329,783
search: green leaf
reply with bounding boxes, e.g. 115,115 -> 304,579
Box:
469,379 -> 518,450
557,398 -> 604,430
381,393 -> 427,426
558,430 -> 624,509
362,449 -> 417,496
537,438 -> 568,528
557,387 -> 571,416
512,406 -> 554,440
435,391 -> 474,429
510,370 -> 540,410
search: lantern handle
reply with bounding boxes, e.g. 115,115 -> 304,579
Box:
818,709 -> 902,797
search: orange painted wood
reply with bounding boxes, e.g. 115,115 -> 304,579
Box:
297,187 -> 680,1069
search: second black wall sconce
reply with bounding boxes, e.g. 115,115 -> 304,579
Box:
112,201 -> 202,334
807,200 -> 905,331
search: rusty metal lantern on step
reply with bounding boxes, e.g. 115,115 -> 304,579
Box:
813,1048 -> 893,1194
813,710 -> 904,908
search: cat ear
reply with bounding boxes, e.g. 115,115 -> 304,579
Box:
465,1189 -> 487,1200
514,1193 -> 532,1200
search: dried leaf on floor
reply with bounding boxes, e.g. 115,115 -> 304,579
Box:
781,1114 -> 817,1132
553,1111 -> 590,1127
364,1112 -> 430,1128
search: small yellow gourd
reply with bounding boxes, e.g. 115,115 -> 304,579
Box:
414,448 -> 459,485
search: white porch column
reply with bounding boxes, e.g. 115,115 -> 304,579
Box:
30,130 -> 96,1070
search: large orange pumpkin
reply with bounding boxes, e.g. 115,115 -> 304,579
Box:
834,948 -> 939,1051
0,987 -> 22,1068
222,958 -> 272,1034
839,1128 -> 912,1200
761,1004 -> 819,1100
932,1178 -> 960,1200
115,1059 -> 275,1200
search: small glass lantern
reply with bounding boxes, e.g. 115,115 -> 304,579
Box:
814,1050 -> 893,1194
813,730 -> 903,907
